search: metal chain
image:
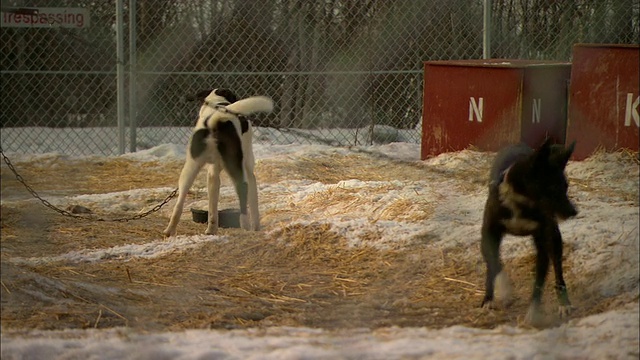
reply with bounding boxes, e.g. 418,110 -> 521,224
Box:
0,147 -> 177,222
212,103 -> 240,115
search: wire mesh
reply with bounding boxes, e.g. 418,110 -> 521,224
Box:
1,0 -> 638,155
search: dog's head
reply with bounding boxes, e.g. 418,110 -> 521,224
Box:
505,139 -> 578,220
186,88 -> 238,106
549,140 -> 576,168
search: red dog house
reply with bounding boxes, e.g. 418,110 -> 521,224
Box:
421,59 -> 571,159
566,44 -> 640,160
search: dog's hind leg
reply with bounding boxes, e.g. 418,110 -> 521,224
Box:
216,120 -> 254,231
224,153 -> 250,231
245,167 -> 259,231
164,157 -> 204,237
237,182 -> 250,230
230,176 -> 249,230
228,162 -> 250,231
242,130 -> 259,231
549,224 -> 572,317
205,163 -> 222,235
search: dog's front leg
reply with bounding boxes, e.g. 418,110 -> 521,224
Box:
205,164 -> 222,235
548,224 -> 572,317
480,198 -> 511,310
481,229 -> 510,309
525,231 -> 551,326
164,157 -> 203,237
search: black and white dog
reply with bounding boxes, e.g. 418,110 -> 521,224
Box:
480,138 -> 578,326
163,88 -> 273,237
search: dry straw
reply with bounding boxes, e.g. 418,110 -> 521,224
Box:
1,148 -> 634,331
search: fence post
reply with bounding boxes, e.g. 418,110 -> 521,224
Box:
116,0 -> 126,154
483,0 -> 492,59
129,0 -> 137,153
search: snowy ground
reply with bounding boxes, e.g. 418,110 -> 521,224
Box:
1,127 -> 639,359
2,305 -> 638,360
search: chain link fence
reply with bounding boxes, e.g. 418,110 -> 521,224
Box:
1,0 -> 638,155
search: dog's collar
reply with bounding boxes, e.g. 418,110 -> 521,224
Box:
500,166 -> 511,184
204,100 -> 230,107
492,165 -> 511,188
203,100 -> 244,117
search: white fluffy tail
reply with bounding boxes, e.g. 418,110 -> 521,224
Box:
227,96 -> 274,116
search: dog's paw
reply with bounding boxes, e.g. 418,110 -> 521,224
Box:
481,300 -> 497,310
239,214 -> 251,230
494,271 -> 514,305
205,224 -> 218,235
524,303 -> 551,328
524,304 -> 542,327
558,304 -> 573,318
163,227 -> 176,237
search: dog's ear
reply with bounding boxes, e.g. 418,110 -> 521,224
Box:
532,138 -> 553,170
551,140 -> 576,168
566,140 -> 576,155
214,88 -> 238,103
186,89 -> 214,103
539,137 -> 553,150
537,138 -> 553,158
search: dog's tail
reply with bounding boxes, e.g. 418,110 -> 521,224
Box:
226,96 -> 274,116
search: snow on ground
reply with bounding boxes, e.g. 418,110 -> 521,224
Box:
2,303 -> 638,360
1,127 -> 639,359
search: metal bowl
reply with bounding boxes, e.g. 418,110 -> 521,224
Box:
190,208 -> 241,228
190,208 -> 208,223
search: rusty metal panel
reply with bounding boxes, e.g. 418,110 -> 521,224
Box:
421,62 -> 522,157
421,60 -> 571,159
567,44 -> 640,160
